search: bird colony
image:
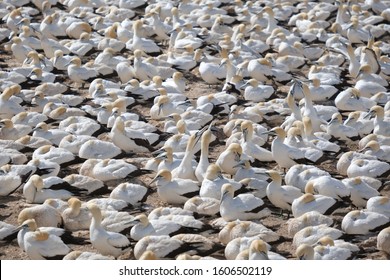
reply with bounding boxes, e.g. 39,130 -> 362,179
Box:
1,0 -> 390,260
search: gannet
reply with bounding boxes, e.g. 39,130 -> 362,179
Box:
291,191 -> 339,218
360,140 -> 390,162
316,236 -> 359,254
335,88 -> 376,112
266,170 -> 303,216
150,169 -> 200,204
216,143 -> 242,175
0,167 -> 25,196
295,244 -> 315,260
183,196 -> 220,216
88,203 -> 131,258
347,159 -> 390,178
342,210 -> 390,235
18,200 -> 62,229
23,174 -> 89,203
236,239 -> 270,260
233,160 -> 269,182
286,211 -> 334,237
19,228 -> 71,260
336,151 -> 377,176
32,122 -> 70,146
305,176 -> 351,202
130,20 -> 161,55
61,197 -> 91,231
200,164 -> 243,200
134,235 -> 198,259
64,251 -> 114,260
0,87 -> 25,119
194,127 -> 213,182
224,236 -> 270,260
241,121 -> 273,163
67,57 -> 99,86
79,158 -> 142,182
57,135 -> 94,156
109,182 -> 149,205
0,221 -> 19,242
32,145 -> 80,166
293,224 -> 344,248
377,227 -> 390,256
365,105 -> 390,136
268,127 -> 308,169
219,220 -> 279,245
220,184 -> 270,221
78,139 -> 123,160
367,196 -> 390,218
285,165 -> 330,191
343,111 -> 374,137
326,113 -> 359,141
0,118 -> 31,140
343,176 -> 381,208
171,131 -> 202,181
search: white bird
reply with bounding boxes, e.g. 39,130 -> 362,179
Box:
268,127 -> 309,170
220,183 -> 270,222
336,151 -> 377,176
326,113 -> 359,141
19,228 -> 71,260
110,116 -> 155,153
291,191 -> 339,218
343,176 -> 381,208
286,211 -> 334,237
360,140 -> 390,162
149,169 -> 200,204
134,235 -> 197,260
347,159 -> 390,179
219,220 -> 279,245
293,224 -> 344,247
18,200 -> 63,228
183,196 -> 220,217
109,182 -> 149,205
78,139 -> 123,160
224,236 -> 270,260
23,174 -> 86,204
63,251 -> 114,260
377,227 -> 390,256
0,87 -> 25,119
266,170 -> 303,215
342,210 -> 390,235
61,197 -> 91,232
367,196 -> 390,218
216,143 -> 242,175
88,203 -> 131,258
365,105 -> 390,136
0,221 -> 19,242
241,121 -> 273,163
305,176 -> 351,202
235,239 -> 271,260
194,126 -> 213,182
129,20 -> 161,55
67,57 -> 98,85
79,159 -> 140,182
242,79 -> 274,102
200,164 -> 243,200
335,88 -> 375,112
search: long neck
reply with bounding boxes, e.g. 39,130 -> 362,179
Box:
199,136 -> 210,165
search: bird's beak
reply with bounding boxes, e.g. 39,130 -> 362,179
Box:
363,110 -> 373,119
149,176 -> 158,186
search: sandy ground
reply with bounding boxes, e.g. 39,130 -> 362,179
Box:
1,3 -> 390,260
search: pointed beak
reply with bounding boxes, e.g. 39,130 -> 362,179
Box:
363,110 -> 373,119
149,176 -> 159,186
